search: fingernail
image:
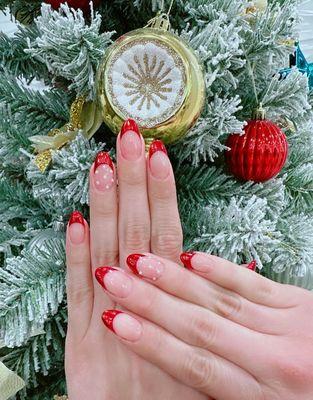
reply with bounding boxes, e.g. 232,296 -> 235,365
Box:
126,254 -> 164,281
180,251 -> 196,270
68,211 -> 85,244
93,151 -> 115,191
149,140 -> 170,180
180,251 -> 210,272
95,267 -> 132,298
120,119 -> 142,161
247,260 -> 257,271
102,310 -> 142,342
121,118 -> 140,136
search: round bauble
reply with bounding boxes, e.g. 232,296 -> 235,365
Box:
225,118 -> 288,182
96,27 -> 205,144
45,0 -> 100,12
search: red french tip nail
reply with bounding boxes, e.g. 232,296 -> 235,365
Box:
120,118 -> 140,137
126,253 -> 144,276
149,139 -> 168,159
102,309 -> 123,333
180,251 -> 196,270
69,210 -> 84,226
95,267 -> 118,289
94,151 -> 114,173
247,260 -> 257,271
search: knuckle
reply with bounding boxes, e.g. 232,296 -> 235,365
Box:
215,292 -> 243,319
151,227 -> 183,258
122,222 -> 150,250
91,197 -> 116,220
189,314 -> 218,349
181,350 -> 214,390
67,280 -> 93,307
91,247 -> 118,267
273,356 -> 313,387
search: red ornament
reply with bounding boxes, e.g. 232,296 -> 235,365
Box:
225,119 -> 288,182
45,0 -> 100,12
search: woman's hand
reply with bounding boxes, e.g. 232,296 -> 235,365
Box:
65,120 -> 206,399
95,252 -> 313,400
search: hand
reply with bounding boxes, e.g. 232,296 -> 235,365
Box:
65,119 -> 206,399
95,252 -> 313,400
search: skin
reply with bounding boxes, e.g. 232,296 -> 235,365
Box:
66,125 -> 313,399
65,127 -> 206,399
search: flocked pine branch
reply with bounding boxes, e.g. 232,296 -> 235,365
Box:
0,73 -> 70,135
26,3 -> 115,100
27,133 -> 106,209
0,239 -> 65,347
181,196 -> 280,267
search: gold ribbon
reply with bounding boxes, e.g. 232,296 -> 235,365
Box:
31,96 -> 103,172
0,362 -> 25,400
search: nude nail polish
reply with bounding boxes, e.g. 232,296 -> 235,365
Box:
149,139 -> 170,180
126,254 -> 164,281
119,119 -> 142,161
95,267 -> 132,298
247,260 -> 257,271
95,266 -> 118,289
94,151 -> 115,191
68,211 -> 85,244
102,309 -> 123,333
180,251 -> 196,270
102,310 -> 142,341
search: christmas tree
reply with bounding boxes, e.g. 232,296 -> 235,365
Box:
0,0 -> 313,398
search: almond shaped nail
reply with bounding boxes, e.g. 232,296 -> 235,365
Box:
149,139 -> 168,159
102,309 -> 122,333
120,118 -> 140,137
247,260 -> 257,271
94,151 -> 114,172
69,210 -> 84,226
95,266 -> 118,289
126,253 -> 144,275
180,251 -> 196,270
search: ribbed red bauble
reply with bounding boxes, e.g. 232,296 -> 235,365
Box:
225,110 -> 288,182
45,0 -> 100,12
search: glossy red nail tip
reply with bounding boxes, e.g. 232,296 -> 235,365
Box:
95,266 -> 118,289
94,151 -> 114,172
126,253 -> 145,276
149,139 -> 168,159
180,251 -> 196,270
120,118 -> 140,137
102,309 -> 123,333
69,210 -> 84,226
247,260 -> 257,271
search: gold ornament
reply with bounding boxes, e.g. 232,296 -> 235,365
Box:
96,13 -> 205,144
32,96 -> 102,172
53,396 -> 68,400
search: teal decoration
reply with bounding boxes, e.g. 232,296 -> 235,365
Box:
280,43 -> 313,90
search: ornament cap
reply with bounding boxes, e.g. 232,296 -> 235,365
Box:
252,106 -> 266,120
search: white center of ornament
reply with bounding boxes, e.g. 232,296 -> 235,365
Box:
106,39 -> 187,128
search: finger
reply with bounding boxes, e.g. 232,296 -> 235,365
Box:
101,310 -> 261,400
181,252 -> 297,308
90,151 -> 119,269
95,266 -> 267,370
66,211 -> 92,339
124,253 -> 287,334
117,119 -> 150,267
89,152 -> 118,310
147,140 -> 183,263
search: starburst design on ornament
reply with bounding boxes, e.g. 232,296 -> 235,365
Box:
122,53 -> 173,111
